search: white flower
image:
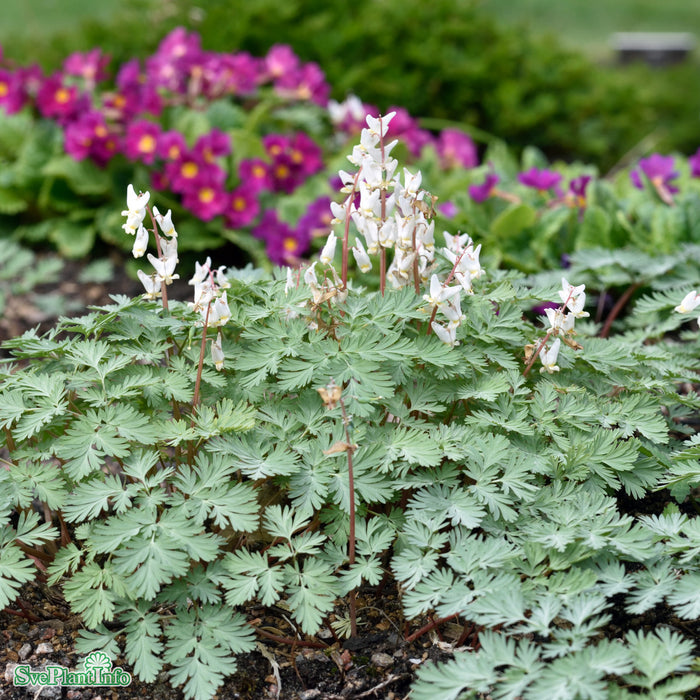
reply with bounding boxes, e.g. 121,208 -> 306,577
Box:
365,111 -> 395,138
320,232 -> 337,264
152,206 -> 176,237
210,292 -> 231,327
558,277 -> 585,304
121,184 -> 150,234
147,252 -> 179,285
211,332 -> 225,371
545,307 -> 576,334
566,292 -> 589,318
215,266 -> 230,289
160,236 -> 178,264
137,269 -> 161,300
189,258 -> 212,286
431,321 -> 458,346
352,238 -> 372,272
132,224 -> 149,258
540,338 -> 561,374
675,290 -> 700,314
423,274 -> 462,308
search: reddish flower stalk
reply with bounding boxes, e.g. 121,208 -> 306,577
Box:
146,205 -> 169,311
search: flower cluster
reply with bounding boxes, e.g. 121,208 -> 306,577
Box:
188,257 -> 232,370
121,184 -> 179,300
315,111 -> 483,346
527,277 -> 589,374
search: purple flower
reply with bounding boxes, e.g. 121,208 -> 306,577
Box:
265,45 -> 299,79
124,119 -> 162,164
518,167 -> 562,192
630,154 -> 679,193
469,173 -> 500,203
273,62 -> 329,106
689,148 -> 700,178
0,69 -> 26,114
36,73 -> 87,124
63,110 -> 119,166
182,173 -> 228,221
436,129 -> 478,169
224,184 -> 260,228
253,210 -> 308,265
157,130 -> 188,162
438,201 -> 458,218
567,175 -> 591,207
238,158 -> 272,192
193,129 -> 231,163
63,49 -> 110,89
381,106 -> 433,157
296,196 -> 333,240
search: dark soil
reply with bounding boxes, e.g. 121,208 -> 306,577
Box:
1,580 -> 458,699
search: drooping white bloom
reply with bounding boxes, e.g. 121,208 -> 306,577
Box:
147,253 -> 179,285
545,307 -> 576,334
215,266 -> 231,289
566,292 -> 589,318
210,292 -> 232,327
431,321 -> 458,346
352,238 -> 372,272
365,111 -> 396,138
189,257 -> 212,286
211,331 -> 225,371
675,290 -> 700,314
121,184 -> 150,234
152,206 -> 177,237
320,232 -> 337,264
558,278 -> 586,304
160,235 -> 179,264
423,274 -> 461,308
132,224 -> 149,258
540,338 -> 561,374
137,269 -> 161,300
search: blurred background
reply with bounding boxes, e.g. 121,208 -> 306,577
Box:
2,0 -> 700,171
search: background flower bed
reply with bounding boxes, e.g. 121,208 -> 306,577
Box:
1,3 -> 700,699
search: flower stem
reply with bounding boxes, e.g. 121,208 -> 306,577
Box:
192,302 -> 211,413
339,395 -> 357,638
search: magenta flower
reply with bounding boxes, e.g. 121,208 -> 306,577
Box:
436,129 -> 478,169
567,175 -> 591,207
238,158 -> 272,192
297,196 -> 333,240
182,174 -> 228,221
273,62 -> 329,106
438,201 -> 458,218
63,110 -> 119,166
157,130 -> 188,162
167,152 -> 218,193
0,70 -> 26,114
193,129 -> 231,163
203,52 -> 261,97
124,119 -> 162,164
690,148 -> 700,178
380,106 -> 433,157
469,173 -> 500,203
36,74 -> 87,124
224,184 -> 260,228
265,45 -> 299,79
63,49 -> 110,89
253,210 -> 307,265
518,167 -> 562,192
630,154 -> 679,193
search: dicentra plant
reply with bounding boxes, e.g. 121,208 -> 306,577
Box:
1,114 -> 699,699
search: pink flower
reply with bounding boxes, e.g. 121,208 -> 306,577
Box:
36,73 -> 87,124
518,167 -> 562,192
273,62 -> 329,106
436,129 -> 478,169
0,69 -> 26,114
193,129 -> 231,163
182,174 -> 228,221
690,148 -> 700,179
157,130 -> 188,162
224,184 -> 260,228
63,110 -> 119,166
124,119 -> 162,164
469,173 -> 500,203
630,154 -> 679,193
265,45 -> 299,79
238,158 -> 272,192
63,49 -> 110,89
